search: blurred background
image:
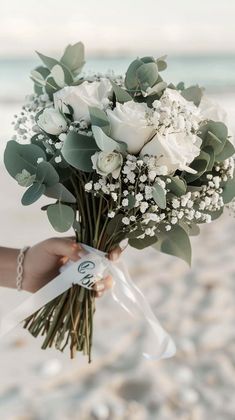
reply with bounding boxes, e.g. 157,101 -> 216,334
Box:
0,1 -> 235,419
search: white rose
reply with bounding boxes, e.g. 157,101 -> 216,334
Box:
106,101 -> 154,154
141,131 -> 202,174
199,95 -> 227,122
54,79 -> 112,123
91,151 -> 123,179
37,108 -> 67,135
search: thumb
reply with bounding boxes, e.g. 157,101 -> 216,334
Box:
44,237 -> 82,262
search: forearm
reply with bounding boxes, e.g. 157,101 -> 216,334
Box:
0,247 -> 19,289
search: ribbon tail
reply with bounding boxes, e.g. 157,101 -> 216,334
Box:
108,260 -> 176,360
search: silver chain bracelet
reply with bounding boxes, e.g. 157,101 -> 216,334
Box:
16,246 -> 29,291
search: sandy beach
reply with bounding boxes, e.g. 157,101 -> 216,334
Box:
0,92 -> 235,419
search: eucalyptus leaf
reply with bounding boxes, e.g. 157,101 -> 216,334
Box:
168,176 -> 186,196
153,224 -> 192,266
60,42 -> 85,74
21,182 -> 46,206
156,58 -> 167,72
110,81 -> 132,103
4,140 -> 46,179
51,64 -> 65,88
203,146 -> 215,171
181,85 -> 202,106
61,131 -> 98,172
184,150 -> 210,182
152,182 -> 166,209
222,170 -> 235,204
216,140 -> 235,161
92,126 -> 124,153
47,203 -> 74,232
36,161 -> 59,187
146,81 -> 167,95
45,183 -> 76,203
36,51 -> 73,85
30,70 -> 47,86
129,235 -> 158,250
125,58 -> 143,91
89,106 -> 110,135
136,62 -> 158,91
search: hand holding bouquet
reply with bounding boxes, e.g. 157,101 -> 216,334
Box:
4,42 -> 235,361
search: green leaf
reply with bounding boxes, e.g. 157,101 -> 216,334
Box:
61,131 -> 98,172
21,183 -> 46,206
152,182 -> 166,209
146,81 -> 167,95
36,51 -> 73,85
45,183 -> 76,203
36,161 -> 59,187
89,106 -> 110,135
110,81 -> 132,103
216,140 -> 235,161
136,62 -> 158,91
129,235 -> 158,250
47,203 -> 74,233
184,150 -> 210,183
222,170 -> 235,204
92,126 -> 125,153
198,121 -> 228,154
153,225 -> 192,266
168,176 -> 186,196
127,194 -> 136,209
4,140 -> 46,179
60,42 -> 85,75
180,220 -> 200,236
125,58 -> 143,90
51,64 -> 65,88
203,146 -> 215,171
30,70 -> 47,86
181,85 -> 202,106
156,58 -> 167,72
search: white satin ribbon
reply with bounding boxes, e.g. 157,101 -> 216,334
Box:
0,244 -> 176,360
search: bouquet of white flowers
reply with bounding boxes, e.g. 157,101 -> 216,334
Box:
4,42 -> 235,361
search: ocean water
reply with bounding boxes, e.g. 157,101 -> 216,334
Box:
0,54 -> 235,161
0,54 -> 235,103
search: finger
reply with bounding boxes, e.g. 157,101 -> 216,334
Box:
45,238 -> 83,262
103,275 -> 113,290
108,246 -> 122,261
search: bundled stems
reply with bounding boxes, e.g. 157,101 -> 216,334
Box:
23,171 -> 118,361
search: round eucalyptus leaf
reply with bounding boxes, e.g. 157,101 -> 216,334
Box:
153,224 -> 192,266
136,62 -> 158,91
125,58 -> 143,90
181,85 -> 202,106
51,64 -> 65,88
61,131 -> 99,172
60,42 -> 85,75
129,235 -> 158,250
89,107 -> 111,136
222,170 -> 235,204
47,203 -> 74,232
36,161 -> 59,187
168,176 -> 186,196
215,140 -> 235,161
45,183 -> 76,203
152,182 -> 166,209
110,81 -> 132,103
21,183 -> 46,206
4,140 -> 46,179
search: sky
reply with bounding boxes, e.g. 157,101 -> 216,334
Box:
1,0 -> 235,57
